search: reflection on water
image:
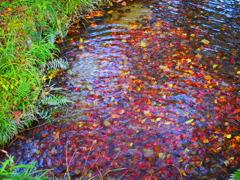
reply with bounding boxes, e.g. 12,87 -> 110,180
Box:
4,0 -> 239,179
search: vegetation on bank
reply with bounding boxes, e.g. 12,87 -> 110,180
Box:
0,0 -> 113,147
0,0 -> 113,178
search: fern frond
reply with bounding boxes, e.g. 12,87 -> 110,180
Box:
0,121 -> 18,146
40,95 -> 73,106
16,81 -> 31,98
46,58 -> 69,70
36,108 -> 52,119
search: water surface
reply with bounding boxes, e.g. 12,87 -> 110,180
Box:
5,0 -> 240,179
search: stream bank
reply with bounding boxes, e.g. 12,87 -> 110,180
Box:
1,0 -> 240,179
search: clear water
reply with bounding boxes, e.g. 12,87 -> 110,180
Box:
3,0 -> 239,179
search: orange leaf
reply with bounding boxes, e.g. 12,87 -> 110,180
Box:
107,10 -> 113,14
202,138 -> 209,143
204,75 -> 212,81
90,23 -> 98,28
112,114 -> 120,118
179,168 -> 187,176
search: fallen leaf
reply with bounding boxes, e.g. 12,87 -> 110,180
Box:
143,110 -> 151,116
164,121 -> 171,125
186,119 -> 194,124
140,40 -> 147,47
104,120 -> 111,126
225,134 -> 232,139
204,75 -> 212,81
158,153 -> 165,159
112,114 -> 120,118
203,138 -> 209,143
201,39 -> 210,44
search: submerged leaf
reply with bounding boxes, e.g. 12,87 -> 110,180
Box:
186,119 -> 194,124
201,39 -> 210,44
140,40 -> 147,47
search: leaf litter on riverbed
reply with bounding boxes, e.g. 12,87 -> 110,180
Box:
4,0 -> 240,179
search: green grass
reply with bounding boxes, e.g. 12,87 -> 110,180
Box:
0,0 -> 112,146
0,150 -> 52,180
230,169 -> 240,180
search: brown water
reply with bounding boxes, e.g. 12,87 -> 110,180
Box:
3,0 -> 240,179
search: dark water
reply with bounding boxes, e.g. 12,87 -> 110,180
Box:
3,0 -> 240,179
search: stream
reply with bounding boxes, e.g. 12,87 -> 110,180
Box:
4,0 -> 240,179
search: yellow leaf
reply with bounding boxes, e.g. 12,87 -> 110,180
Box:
107,10 -> 113,14
225,134 -> 232,139
129,142 -> 133,147
237,71 -> 240,74
167,83 -> 173,88
235,136 -> 240,141
195,54 -> 202,58
104,120 -> 111,126
213,64 -> 218,69
164,121 -> 171,125
158,153 -> 165,159
36,150 -> 41,155
178,158 -> 183,162
141,118 -> 146,123
140,40 -> 147,47
190,34 -> 195,37
156,117 -> 162,122
79,45 -> 84,49
123,71 -> 130,75
201,39 -> 210,44
186,119 -> 194,124
78,122 -> 83,127
79,38 -> 84,43
144,110 -> 151,116
224,160 -> 230,166
110,97 -> 115,102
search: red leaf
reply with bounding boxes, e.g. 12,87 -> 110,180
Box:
230,57 -> 235,64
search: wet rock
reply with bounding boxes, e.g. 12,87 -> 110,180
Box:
128,148 -> 140,155
143,148 -> 154,158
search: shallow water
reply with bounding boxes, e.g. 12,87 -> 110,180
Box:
4,0 -> 240,179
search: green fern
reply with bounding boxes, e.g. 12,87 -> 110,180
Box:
16,81 -> 31,98
0,120 -> 18,146
40,95 -> 73,106
230,169 -> 240,180
35,108 -> 52,120
46,58 -> 69,70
